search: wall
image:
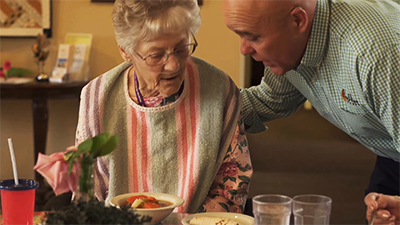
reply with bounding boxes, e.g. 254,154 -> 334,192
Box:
0,0 -> 241,180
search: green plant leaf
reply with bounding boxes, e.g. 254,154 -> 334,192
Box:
45,199 -> 152,224
68,156 -> 76,174
78,138 -> 93,155
89,133 -> 110,156
68,133 -> 118,174
97,135 -> 118,157
67,152 -> 81,174
63,151 -> 75,161
7,68 -> 33,77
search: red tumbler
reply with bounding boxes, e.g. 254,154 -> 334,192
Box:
0,179 -> 39,225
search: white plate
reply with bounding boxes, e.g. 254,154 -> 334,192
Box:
181,212 -> 254,225
0,77 -> 34,84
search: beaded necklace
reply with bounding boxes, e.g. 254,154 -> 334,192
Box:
133,69 -> 185,107
133,70 -> 146,107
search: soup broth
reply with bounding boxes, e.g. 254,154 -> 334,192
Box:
158,200 -> 173,207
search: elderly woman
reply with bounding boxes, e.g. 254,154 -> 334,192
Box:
75,0 -> 252,213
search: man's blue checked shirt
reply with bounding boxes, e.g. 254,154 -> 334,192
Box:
241,0 -> 400,161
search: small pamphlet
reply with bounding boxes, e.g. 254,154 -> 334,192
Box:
50,33 -> 92,83
51,44 -> 73,82
69,44 -> 88,81
65,33 -> 92,81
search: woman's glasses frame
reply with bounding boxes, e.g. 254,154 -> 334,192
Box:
134,33 -> 198,66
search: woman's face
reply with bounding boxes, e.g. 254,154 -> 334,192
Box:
132,32 -> 190,97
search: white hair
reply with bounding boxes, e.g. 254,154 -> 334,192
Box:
112,0 -> 202,56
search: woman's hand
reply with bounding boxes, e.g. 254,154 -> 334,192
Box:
365,192 -> 400,225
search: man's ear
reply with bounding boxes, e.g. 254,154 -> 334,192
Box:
290,7 -> 309,33
118,45 -> 132,62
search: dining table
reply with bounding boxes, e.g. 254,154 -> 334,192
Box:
0,211 -> 190,225
0,212 -> 190,225
0,209 -> 252,225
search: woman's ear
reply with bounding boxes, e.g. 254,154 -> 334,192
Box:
290,7 -> 309,33
118,45 -> 132,62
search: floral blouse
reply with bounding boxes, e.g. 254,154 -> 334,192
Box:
144,90 -> 253,213
200,118 -> 252,213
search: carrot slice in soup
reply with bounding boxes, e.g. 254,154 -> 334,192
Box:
127,195 -> 147,204
146,196 -> 157,201
144,202 -> 161,208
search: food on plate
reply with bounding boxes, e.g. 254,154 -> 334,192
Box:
119,195 -> 173,209
189,216 -> 240,225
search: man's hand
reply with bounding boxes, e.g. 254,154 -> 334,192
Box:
365,192 -> 400,225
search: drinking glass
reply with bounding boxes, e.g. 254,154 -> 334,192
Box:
253,194 -> 292,225
0,179 -> 39,225
292,194 -> 332,225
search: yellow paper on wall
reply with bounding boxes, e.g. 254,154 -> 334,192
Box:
65,33 -> 93,81
65,33 -> 92,48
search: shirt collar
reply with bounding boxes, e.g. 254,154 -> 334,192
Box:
299,0 -> 330,68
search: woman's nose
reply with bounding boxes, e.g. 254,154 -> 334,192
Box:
163,54 -> 180,71
240,39 -> 255,55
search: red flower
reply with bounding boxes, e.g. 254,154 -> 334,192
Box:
0,69 -> 5,78
3,60 -> 11,71
218,162 -> 239,177
223,185 -> 233,199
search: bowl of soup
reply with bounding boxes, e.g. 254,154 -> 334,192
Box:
110,192 -> 184,224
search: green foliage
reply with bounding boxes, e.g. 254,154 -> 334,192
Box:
67,132 -> 118,174
6,68 -> 33,77
45,199 -> 152,224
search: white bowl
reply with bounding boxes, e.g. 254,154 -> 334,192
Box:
110,192 -> 184,224
181,212 -> 254,225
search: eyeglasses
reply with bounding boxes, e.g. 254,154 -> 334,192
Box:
134,34 -> 198,66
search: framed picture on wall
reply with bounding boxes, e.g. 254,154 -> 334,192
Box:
0,0 -> 52,38
91,0 -> 115,2
91,0 -> 204,6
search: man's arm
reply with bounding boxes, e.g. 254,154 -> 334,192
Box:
241,67 -> 306,133
363,45 -> 400,153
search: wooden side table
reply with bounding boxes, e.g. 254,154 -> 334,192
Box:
0,81 -> 87,191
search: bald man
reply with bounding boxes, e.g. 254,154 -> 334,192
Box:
222,0 -> 400,218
